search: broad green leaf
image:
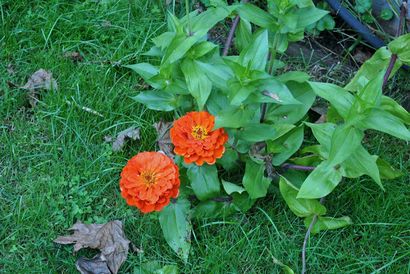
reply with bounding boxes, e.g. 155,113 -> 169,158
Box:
153,32 -> 177,50
305,122 -> 336,151
269,126 -> 304,165
342,145 -> 382,189
265,82 -> 316,124
215,105 -> 258,129
238,123 -> 277,142
249,78 -> 301,106
380,96 -> 410,125
239,30 -> 269,70
222,179 -> 245,194
217,148 -> 239,171
295,7 -> 328,29
345,47 -> 400,92
181,59 -> 212,110
279,177 -> 326,217
191,6 -> 232,33
271,256 -> 295,274
231,192 -> 255,212
125,63 -> 158,80
309,82 -> 354,119
134,261 -> 179,274
328,125 -> 364,166
143,46 -> 163,57
389,33 -> 410,64
196,60 -> 233,90
357,70 -> 384,108
242,160 -> 271,199
237,3 -> 277,29
192,200 -> 235,219
187,164 -> 221,201
162,31 -> 207,65
276,71 -> 310,83
159,198 -> 191,263
297,161 -> 343,199
188,42 -> 217,59
358,109 -> 410,141
132,91 -> 177,111
235,18 -> 252,52
229,85 -> 255,106
304,216 -> 352,234
377,158 -> 403,180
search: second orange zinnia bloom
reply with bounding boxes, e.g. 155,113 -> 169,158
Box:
170,111 -> 228,166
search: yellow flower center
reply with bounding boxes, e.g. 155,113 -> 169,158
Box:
141,171 -> 156,186
191,125 -> 208,140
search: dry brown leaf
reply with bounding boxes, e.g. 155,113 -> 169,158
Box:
21,69 -> 58,107
107,127 -> 140,152
54,220 -> 130,274
153,120 -> 174,158
76,255 -> 111,274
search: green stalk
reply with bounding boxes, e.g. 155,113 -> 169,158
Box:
185,0 -> 192,35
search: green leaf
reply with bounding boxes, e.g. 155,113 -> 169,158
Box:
196,60 -> 233,90
231,192 -> 255,212
222,179 -> 245,195
134,261 -> 179,274
380,8 -> 394,20
181,59 -> 212,110
125,63 -> 158,80
309,82 -> 354,119
192,200 -> 235,219
304,216 -> 352,234
265,81 -> 316,124
239,30 -> 269,70
215,105 -> 258,129
279,177 -> 326,217
217,148 -> 239,171
187,164 -> 221,201
357,70 -> 384,108
237,3 -> 277,29
389,34 -> 410,64
305,122 -> 336,151
242,160 -> 271,199
358,109 -> 410,141
297,161 -> 343,199
328,125 -> 364,166
188,42 -> 217,59
238,123 -> 277,142
342,145 -> 382,189
269,126 -> 304,165
191,6 -> 232,33
355,0 -> 371,13
250,78 -> 301,106
132,91 -> 177,111
295,7 -> 328,29
380,96 -> 410,125
276,71 -> 310,83
159,198 -> 191,263
377,158 -> 403,180
345,47 -> 399,92
235,18 -> 252,52
163,32 -> 206,65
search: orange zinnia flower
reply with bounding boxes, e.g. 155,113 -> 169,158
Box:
119,152 -> 180,213
170,111 -> 228,166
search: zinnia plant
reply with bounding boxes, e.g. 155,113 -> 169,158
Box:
170,111 -> 228,165
120,152 -> 180,213
120,0 -> 410,270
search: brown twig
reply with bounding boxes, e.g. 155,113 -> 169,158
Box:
382,0 -> 407,88
301,197 -> 325,274
222,0 -> 249,56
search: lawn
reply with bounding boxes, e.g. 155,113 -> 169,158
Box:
1,0 -> 409,273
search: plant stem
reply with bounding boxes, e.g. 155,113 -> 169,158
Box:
222,0 -> 249,56
281,163 -> 315,171
185,0 -> 192,35
301,197 -> 325,274
382,0 -> 407,88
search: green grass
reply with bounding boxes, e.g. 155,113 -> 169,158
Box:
1,0 -> 409,273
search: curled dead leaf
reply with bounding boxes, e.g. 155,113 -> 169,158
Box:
106,127 -> 140,152
21,69 -> 58,107
153,120 -> 174,158
54,220 -> 130,274
76,254 -> 111,274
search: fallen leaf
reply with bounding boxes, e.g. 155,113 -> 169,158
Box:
54,220 -> 130,274
64,51 -> 84,62
21,69 -> 58,107
108,127 -> 140,152
153,120 -> 174,158
76,254 -> 111,274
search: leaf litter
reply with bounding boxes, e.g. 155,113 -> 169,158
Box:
21,69 -> 58,107
54,220 -> 130,274
105,126 -> 140,152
